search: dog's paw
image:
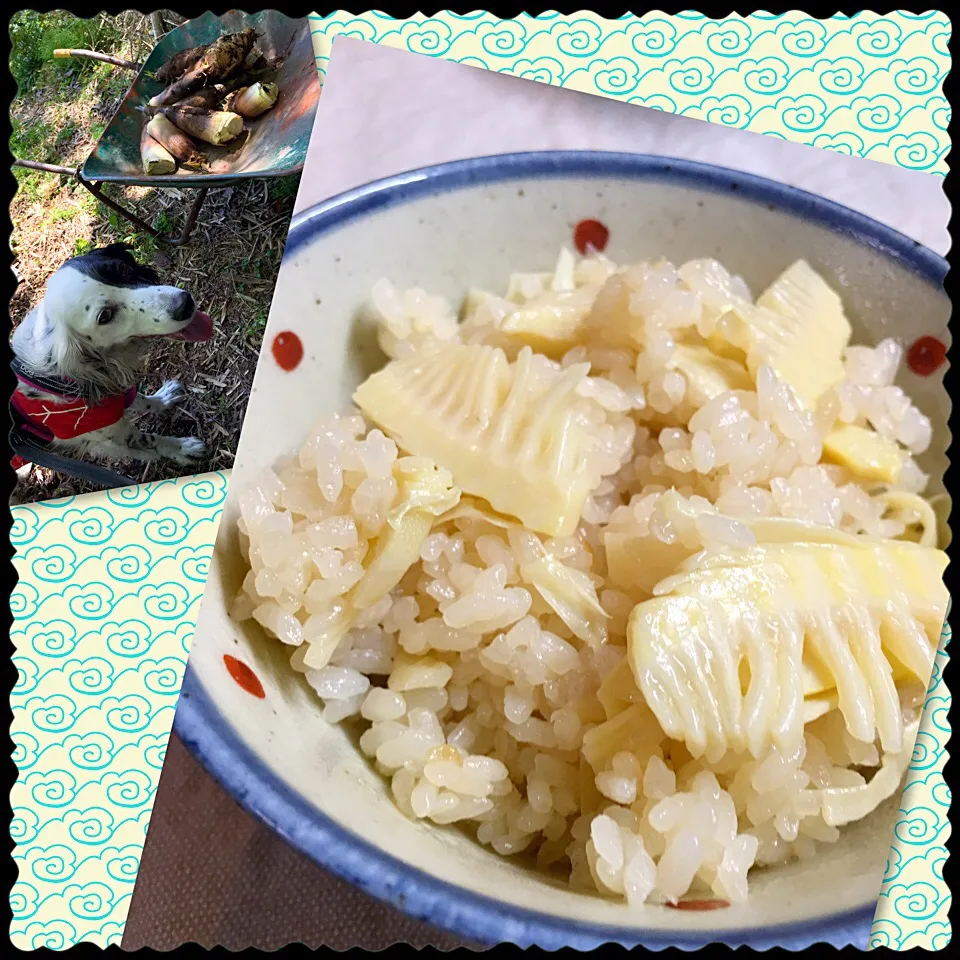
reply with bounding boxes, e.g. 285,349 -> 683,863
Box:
151,380 -> 185,408
173,437 -> 207,463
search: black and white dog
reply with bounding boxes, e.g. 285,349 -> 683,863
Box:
10,243 -> 213,475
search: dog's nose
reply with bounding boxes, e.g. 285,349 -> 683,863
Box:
171,291 -> 195,322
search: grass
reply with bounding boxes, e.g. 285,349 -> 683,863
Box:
10,11 -> 106,92
244,309 -> 270,340
10,12 -> 299,504
268,175 -> 300,202
48,205 -> 78,222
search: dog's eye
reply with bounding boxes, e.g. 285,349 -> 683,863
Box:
97,308 -> 115,325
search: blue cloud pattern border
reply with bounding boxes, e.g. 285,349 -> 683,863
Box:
308,11 -> 949,175
11,476 -> 227,949
10,10 -> 952,951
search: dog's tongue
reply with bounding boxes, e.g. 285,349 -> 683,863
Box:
172,310 -> 214,342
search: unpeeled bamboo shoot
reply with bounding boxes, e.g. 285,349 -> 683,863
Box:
154,44 -> 209,83
226,81 -> 278,118
176,87 -> 224,110
161,105 -> 244,145
218,55 -> 284,95
149,28 -> 257,108
140,125 -> 176,175
145,114 -> 206,168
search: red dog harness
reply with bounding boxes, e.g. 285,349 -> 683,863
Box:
9,359 -> 137,469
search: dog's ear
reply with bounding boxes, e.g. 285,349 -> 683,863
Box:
73,242 -> 138,266
136,262 -> 162,285
72,242 -> 161,286
97,242 -> 138,264
99,243 -> 161,284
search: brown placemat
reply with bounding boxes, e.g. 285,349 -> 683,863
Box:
121,733 -> 479,950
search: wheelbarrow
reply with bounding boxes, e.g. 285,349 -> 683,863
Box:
11,10 -> 320,247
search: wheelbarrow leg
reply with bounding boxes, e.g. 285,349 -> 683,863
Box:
78,177 -> 165,240
12,161 -> 164,238
78,177 -> 207,247
168,188 -> 208,247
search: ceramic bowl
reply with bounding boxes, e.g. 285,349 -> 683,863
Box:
175,152 -> 950,949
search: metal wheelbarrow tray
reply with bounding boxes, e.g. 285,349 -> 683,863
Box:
45,11 -> 320,246
86,11 -> 319,187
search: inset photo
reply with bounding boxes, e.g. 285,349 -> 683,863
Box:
132,36 -> 949,950
9,10 -> 319,504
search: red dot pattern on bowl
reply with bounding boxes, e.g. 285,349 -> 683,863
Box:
272,331 -> 304,371
223,654 -> 265,699
906,335 -> 946,377
573,219 -> 609,255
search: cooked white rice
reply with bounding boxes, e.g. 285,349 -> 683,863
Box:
232,249 -> 942,907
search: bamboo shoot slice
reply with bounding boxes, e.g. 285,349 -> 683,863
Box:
581,702 -> 663,773
665,343 -> 753,406
822,423 -> 906,484
300,458 -> 460,670
723,260 -> 852,409
817,719 -> 919,826
499,286 -> 598,358
508,528 -> 609,648
354,342 -> 615,537
627,539 -> 948,761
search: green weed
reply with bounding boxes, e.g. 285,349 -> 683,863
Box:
152,210 -> 174,234
245,310 -> 269,339
48,205 -> 77,223
10,12 -> 122,95
267,173 -> 301,203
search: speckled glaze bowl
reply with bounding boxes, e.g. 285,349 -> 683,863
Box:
175,152 -> 950,949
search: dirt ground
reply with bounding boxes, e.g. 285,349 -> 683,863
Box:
9,13 -> 299,504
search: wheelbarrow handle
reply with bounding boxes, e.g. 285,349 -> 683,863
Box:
53,48 -> 142,71
12,158 -> 77,177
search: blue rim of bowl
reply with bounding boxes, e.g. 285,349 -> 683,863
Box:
175,669 -> 872,950
176,150 -> 946,950
282,150 -> 948,288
